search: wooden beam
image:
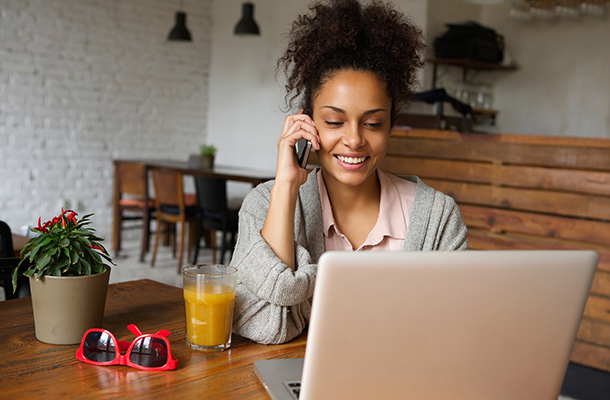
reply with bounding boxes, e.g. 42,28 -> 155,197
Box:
459,205 -> 610,247
466,229 -> 610,273
584,296 -> 610,324
386,137 -> 610,171
577,319 -> 610,348
571,341 -> 610,373
381,156 -> 610,197
425,179 -> 610,221
392,128 -> 610,150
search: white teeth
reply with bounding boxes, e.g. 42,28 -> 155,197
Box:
336,155 -> 367,164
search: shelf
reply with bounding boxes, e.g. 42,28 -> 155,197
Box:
428,58 -> 519,89
472,107 -> 498,115
425,58 -> 518,127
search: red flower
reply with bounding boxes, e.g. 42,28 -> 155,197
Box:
33,216 -> 48,233
32,209 -> 80,234
66,211 -> 77,223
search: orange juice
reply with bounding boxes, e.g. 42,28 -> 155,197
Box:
184,284 -> 236,347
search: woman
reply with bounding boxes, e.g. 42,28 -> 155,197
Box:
230,0 -> 468,344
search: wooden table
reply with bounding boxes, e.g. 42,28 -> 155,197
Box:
0,279 -> 306,399
123,159 -> 276,186
11,233 -> 29,257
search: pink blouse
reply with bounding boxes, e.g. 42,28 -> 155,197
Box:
317,169 -> 416,251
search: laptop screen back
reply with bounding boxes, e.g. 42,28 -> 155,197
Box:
299,250 -> 598,400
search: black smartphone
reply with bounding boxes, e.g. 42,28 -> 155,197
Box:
295,138 -> 312,169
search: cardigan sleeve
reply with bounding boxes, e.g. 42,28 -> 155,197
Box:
403,176 -> 469,251
230,181 -> 317,344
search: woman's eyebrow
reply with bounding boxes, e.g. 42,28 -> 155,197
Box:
363,108 -> 388,115
321,106 -> 388,115
322,105 -> 346,114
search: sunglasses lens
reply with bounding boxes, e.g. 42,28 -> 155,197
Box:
82,331 -> 117,362
130,337 -> 169,368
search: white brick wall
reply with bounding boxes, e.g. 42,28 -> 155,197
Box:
0,0 -> 212,241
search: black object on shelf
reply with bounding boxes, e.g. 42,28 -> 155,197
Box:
433,21 -> 504,64
414,88 -> 472,117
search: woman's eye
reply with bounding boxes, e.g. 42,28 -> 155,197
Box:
365,122 -> 383,128
325,121 -> 343,127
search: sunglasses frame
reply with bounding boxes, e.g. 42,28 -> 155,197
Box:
76,324 -> 178,371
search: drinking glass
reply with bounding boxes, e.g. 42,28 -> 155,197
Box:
183,264 -> 238,352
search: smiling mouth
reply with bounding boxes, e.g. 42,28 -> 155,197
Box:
335,155 -> 368,164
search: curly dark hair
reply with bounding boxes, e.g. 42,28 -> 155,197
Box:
277,0 -> 426,121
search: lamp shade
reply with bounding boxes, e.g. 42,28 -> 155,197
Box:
168,11 -> 192,41
234,3 -> 260,35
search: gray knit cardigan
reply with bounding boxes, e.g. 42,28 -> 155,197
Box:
230,169 -> 468,344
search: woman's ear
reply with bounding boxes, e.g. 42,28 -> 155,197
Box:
303,103 -> 313,118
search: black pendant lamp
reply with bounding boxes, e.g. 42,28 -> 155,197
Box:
234,2 -> 260,35
168,1 -> 192,42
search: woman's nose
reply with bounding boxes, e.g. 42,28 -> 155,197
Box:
343,123 -> 365,149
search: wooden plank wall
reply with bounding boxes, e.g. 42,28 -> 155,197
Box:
379,128 -> 610,372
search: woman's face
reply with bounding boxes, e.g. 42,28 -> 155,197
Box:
311,69 -> 392,189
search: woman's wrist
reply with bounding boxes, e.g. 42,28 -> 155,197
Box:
270,178 -> 301,200
261,182 -> 300,270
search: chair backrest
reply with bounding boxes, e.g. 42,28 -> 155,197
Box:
0,257 -> 24,300
0,257 -> 20,275
114,160 -> 149,198
151,168 -> 185,209
194,176 -> 228,213
0,221 -> 14,258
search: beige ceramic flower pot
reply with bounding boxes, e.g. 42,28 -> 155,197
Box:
29,267 -> 110,345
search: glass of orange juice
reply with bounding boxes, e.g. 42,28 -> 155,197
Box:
183,264 -> 237,352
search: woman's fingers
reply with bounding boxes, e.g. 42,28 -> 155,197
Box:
282,120 -> 317,143
273,112 -> 320,186
280,113 -> 320,150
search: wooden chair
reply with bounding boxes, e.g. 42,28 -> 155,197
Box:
192,176 -> 239,265
150,167 -> 199,272
112,160 -> 155,262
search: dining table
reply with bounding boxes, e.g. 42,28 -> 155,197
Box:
119,158 -> 277,187
0,279 -> 306,399
11,233 -> 29,257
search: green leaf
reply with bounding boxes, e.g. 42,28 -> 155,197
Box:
86,247 -> 102,262
91,263 -> 104,274
81,259 -> 91,275
99,252 -> 115,265
54,258 -> 70,273
23,269 -> 35,277
22,235 -> 51,258
49,265 -> 61,276
37,254 -> 51,269
71,229 -> 94,236
11,266 -> 19,294
70,249 -> 80,264
28,243 -> 42,260
59,238 -> 70,247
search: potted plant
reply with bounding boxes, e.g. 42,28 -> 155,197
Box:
12,209 -> 114,345
200,144 -> 217,170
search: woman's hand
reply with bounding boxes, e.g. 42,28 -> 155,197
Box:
274,110 -> 321,187
261,110 -> 320,270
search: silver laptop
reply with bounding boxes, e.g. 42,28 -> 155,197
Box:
254,250 -> 598,400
